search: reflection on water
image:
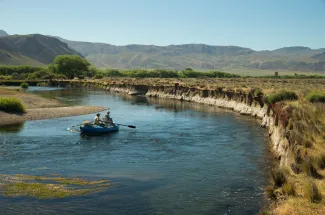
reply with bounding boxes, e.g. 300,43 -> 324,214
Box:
0,88 -> 272,215
0,123 -> 24,133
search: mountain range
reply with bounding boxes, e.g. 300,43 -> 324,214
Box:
1,29 -> 325,72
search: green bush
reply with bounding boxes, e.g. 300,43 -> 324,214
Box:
93,74 -> 104,79
304,181 -> 322,203
0,97 -> 26,113
267,90 -> 298,104
53,74 -> 68,79
306,92 -> 325,103
0,66 -> 45,76
105,69 -> 124,77
0,75 -> 12,80
20,82 -> 29,89
254,88 -> 263,97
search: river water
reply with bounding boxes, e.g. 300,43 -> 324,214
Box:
0,87 -> 272,215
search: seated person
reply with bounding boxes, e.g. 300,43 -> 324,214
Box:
94,113 -> 102,125
102,111 -> 113,125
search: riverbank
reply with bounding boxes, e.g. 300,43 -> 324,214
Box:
48,78 -> 325,215
0,88 -> 107,126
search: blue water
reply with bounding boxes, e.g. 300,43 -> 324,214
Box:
0,87 -> 272,215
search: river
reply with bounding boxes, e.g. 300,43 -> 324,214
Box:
0,87 -> 272,215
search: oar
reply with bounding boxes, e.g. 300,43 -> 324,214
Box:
115,123 -> 136,129
67,121 -> 90,130
67,124 -> 82,131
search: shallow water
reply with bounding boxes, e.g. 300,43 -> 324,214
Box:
0,87 -> 272,215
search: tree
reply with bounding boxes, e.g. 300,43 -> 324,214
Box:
50,55 -> 90,79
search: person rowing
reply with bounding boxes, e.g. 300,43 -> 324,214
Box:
102,111 -> 113,125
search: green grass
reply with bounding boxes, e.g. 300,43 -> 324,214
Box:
306,92 -> 325,103
0,97 -> 26,113
267,90 -> 298,104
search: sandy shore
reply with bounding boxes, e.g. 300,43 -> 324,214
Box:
0,88 -> 107,126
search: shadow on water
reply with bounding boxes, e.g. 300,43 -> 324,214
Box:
119,92 -> 240,115
0,123 -> 25,133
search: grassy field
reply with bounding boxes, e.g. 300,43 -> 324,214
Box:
222,68 -> 325,77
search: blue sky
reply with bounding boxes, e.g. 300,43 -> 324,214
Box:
1,0 -> 325,50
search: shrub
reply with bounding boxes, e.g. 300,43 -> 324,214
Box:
0,97 -> 26,113
0,65 -> 45,76
105,69 -> 124,77
271,168 -> 287,187
254,88 -> 263,97
11,72 -> 21,80
267,90 -> 298,104
282,182 -> 296,196
304,181 -> 322,203
53,74 -> 68,79
20,82 -> 29,89
93,74 -> 104,79
306,92 -> 325,103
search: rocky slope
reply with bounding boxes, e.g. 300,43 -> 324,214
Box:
0,34 -> 82,65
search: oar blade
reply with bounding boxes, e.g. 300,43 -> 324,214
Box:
128,125 -> 136,128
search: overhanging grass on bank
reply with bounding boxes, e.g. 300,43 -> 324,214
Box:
306,92 -> 325,103
266,90 -> 298,104
0,97 -> 26,113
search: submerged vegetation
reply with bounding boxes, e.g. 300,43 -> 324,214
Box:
0,174 -> 112,199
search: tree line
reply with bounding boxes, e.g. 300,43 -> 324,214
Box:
0,55 -> 240,80
1,55 -> 325,80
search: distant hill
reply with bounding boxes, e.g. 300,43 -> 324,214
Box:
55,37 -> 325,72
0,34 -> 82,66
0,30 -> 8,37
1,31 -> 325,72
